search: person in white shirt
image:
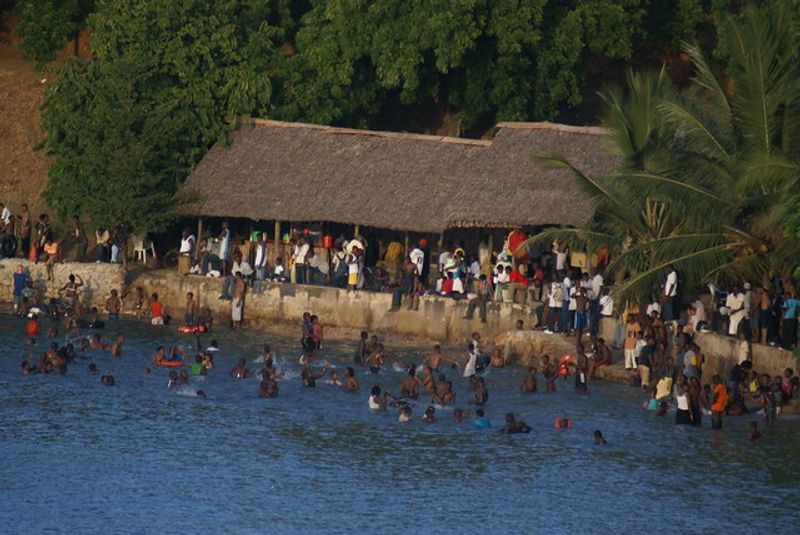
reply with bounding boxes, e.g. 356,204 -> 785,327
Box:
218,221 -> 231,273
292,237 -> 310,284
409,245 -> 425,281
662,265 -> 678,321
646,301 -> 662,317
254,232 -> 269,281
725,286 -> 746,336
560,271 -> 572,334
589,269 -> 604,334
307,249 -> 330,284
0,203 -> 11,226
545,280 -> 563,333
438,246 -> 452,274
599,289 -> 614,316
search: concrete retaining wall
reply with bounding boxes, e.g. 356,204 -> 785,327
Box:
0,259 -> 126,311
2,260 -> 795,377
131,270 -> 535,345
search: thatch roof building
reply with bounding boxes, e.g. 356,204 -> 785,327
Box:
181,119 -> 618,233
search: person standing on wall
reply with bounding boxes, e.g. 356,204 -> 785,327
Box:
178,228 -> 195,276
71,215 -> 88,262
292,236 -> 310,284
218,221 -> 231,276
662,265 -> 679,324
254,232 -> 269,281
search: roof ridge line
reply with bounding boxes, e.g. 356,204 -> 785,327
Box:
495,121 -> 611,136
248,118 -> 491,147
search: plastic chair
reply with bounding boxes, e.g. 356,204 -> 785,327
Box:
132,235 -> 156,263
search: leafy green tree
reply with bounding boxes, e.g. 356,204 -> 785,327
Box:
40,0 -> 282,232
15,0 -> 95,64
273,0 -> 652,129
525,3 -> 800,306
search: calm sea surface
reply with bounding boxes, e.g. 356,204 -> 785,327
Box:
1,315 -> 799,534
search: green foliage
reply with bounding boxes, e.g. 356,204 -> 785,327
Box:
41,0 -> 281,232
273,0 -> 651,128
525,3 -> 800,306
15,0 -> 95,65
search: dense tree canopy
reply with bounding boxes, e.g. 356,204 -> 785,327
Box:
27,0 -> 800,246
40,0 -> 281,231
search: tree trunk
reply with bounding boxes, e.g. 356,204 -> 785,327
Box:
73,31 -> 80,57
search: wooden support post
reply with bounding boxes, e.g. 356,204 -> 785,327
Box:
403,232 -> 410,260
195,217 -> 204,260
354,224 -> 361,238
273,220 -> 281,266
486,232 -> 494,278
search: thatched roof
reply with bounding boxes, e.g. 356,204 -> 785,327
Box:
181,119 -> 618,233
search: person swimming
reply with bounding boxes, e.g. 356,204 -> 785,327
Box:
473,408 -> 491,428
167,371 -> 178,388
453,408 -> 470,422
344,367 -> 359,392
327,370 -> 342,386
368,386 -> 387,410
500,413 -> 530,434
593,430 -> 607,444
398,405 -> 412,422
749,421 -> 762,440
522,367 -> 537,393
422,406 -> 436,422
229,358 -> 250,379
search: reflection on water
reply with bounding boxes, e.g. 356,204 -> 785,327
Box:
1,316 -> 799,533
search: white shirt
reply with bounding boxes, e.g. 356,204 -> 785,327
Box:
368,395 -> 382,410
463,351 -> 478,378
409,247 -> 424,276
664,270 -> 678,297
600,295 -> 614,316
646,302 -> 661,316
548,282 -> 562,308
438,251 -> 452,272
452,277 -> 464,294
561,277 -> 572,302
308,254 -> 329,274
232,260 -> 254,277
219,229 -> 230,260
179,234 -> 195,254
293,243 -> 310,265
726,292 -> 745,317
347,254 -> 359,275
591,274 -> 603,300
254,242 -> 269,267
1,206 -> 11,225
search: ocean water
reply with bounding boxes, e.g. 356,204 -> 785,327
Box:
1,316 -> 799,534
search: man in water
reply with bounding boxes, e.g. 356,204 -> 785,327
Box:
522,367 -> 538,393
499,413 -> 531,434
354,331 -> 369,365
301,364 -> 329,387
400,367 -> 419,399
594,430 -> 607,444
229,358 -> 250,379
344,367 -> 359,392
423,344 -> 457,372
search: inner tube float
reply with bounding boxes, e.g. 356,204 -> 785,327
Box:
558,355 -> 572,376
158,360 -> 184,367
179,325 -> 207,334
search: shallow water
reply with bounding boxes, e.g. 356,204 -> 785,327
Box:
1,316 -> 799,534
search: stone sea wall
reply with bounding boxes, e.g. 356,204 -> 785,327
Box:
1,260 -> 795,379
0,259 -> 126,311
130,270 -> 533,344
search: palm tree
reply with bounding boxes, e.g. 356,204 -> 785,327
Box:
525,3 -> 800,307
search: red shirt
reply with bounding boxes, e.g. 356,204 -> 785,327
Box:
509,269 -> 529,285
150,300 -> 163,319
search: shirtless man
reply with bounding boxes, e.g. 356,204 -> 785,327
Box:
354,331 -> 369,365
344,367 -> 359,392
423,344 -> 458,372
184,292 -> 197,326
258,371 -> 279,398
522,367 -> 538,393
418,366 -> 434,393
400,367 -> 419,399
432,374 -> 455,404
105,289 -> 121,320
229,358 -> 250,379
301,364 -> 329,387
542,354 -> 556,392
60,274 -> 83,309
367,344 -> 386,374
109,333 -> 124,356
500,413 -> 531,434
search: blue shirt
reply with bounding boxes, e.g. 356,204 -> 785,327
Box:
12,272 -> 26,296
784,298 -> 800,320
473,417 -> 491,428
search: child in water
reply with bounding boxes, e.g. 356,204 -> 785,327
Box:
422,406 -> 436,422
398,405 -> 412,423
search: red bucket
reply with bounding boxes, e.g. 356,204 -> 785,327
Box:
321,235 -> 333,249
